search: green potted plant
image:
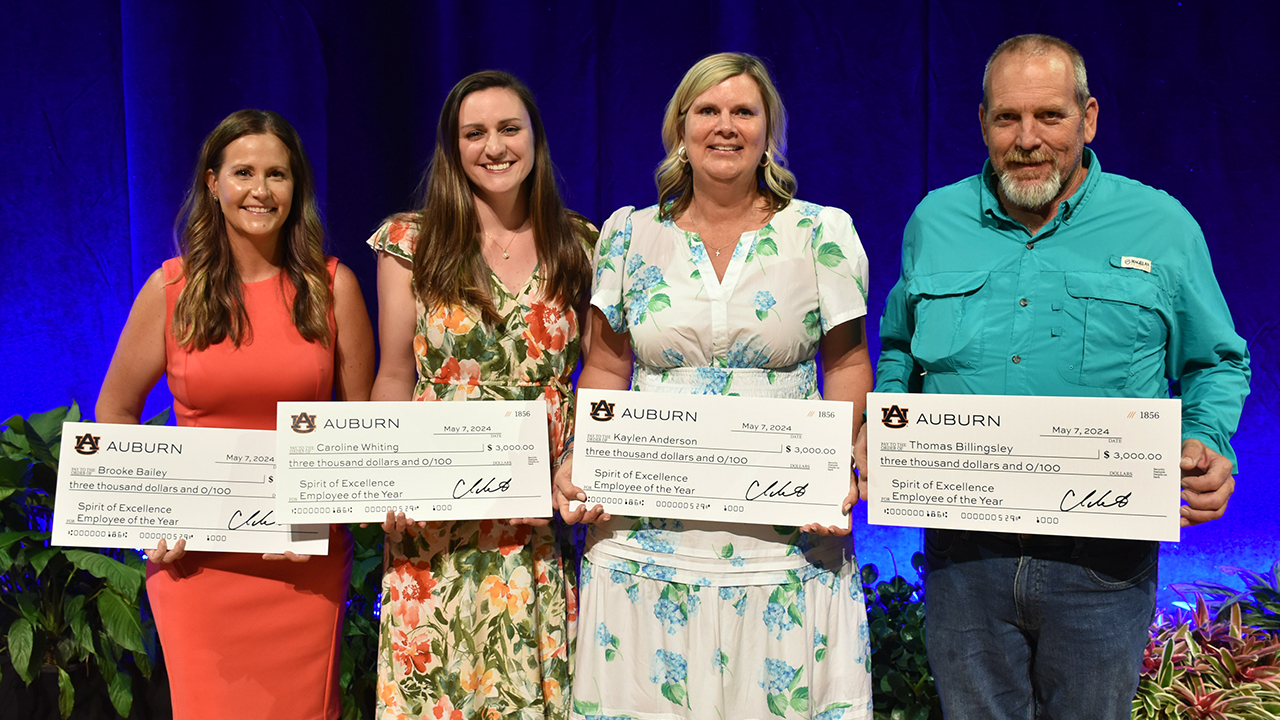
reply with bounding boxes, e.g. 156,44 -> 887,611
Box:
862,552 -> 942,720
0,404 -> 155,718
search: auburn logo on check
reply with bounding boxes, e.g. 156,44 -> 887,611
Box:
881,405 -> 909,429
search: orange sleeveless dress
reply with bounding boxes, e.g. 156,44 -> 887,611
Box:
146,257 -> 353,720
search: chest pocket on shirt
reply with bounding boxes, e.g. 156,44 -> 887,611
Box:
907,271 -> 989,375
1058,273 -> 1160,389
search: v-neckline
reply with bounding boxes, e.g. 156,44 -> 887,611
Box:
490,264 -> 538,299
678,222 -> 770,301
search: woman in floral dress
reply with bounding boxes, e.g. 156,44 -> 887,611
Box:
369,71 -> 595,720
563,53 -> 874,720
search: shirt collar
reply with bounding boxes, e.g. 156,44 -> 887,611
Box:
980,148 -> 1101,230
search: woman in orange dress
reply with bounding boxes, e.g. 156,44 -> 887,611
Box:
96,109 -> 374,719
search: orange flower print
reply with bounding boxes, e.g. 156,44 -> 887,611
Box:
524,301 -> 570,355
387,557 -> 438,627
538,629 -> 566,662
542,677 -> 563,705
433,357 -> 482,389
391,627 -> 434,678
479,567 -> 533,618
533,541 -> 556,583
429,697 -> 463,720
477,519 -> 530,557
387,219 -> 416,249
412,333 -> 429,359
412,382 -> 440,402
426,305 -> 477,346
460,660 -> 499,699
566,583 -> 578,623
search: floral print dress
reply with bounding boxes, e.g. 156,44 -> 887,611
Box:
572,201 -> 873,720
369,216 -> 585,720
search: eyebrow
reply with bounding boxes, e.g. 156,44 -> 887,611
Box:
460,118 -> 526,129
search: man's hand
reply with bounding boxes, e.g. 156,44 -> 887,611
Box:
1179,438 -> 1235,526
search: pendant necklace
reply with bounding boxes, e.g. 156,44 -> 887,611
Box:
483,225 -> 522,259
690,197 -> 757,257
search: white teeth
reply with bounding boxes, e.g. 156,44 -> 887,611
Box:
243,207 -> 274,213
484,162 -> 511,171
710,146 -> 739,151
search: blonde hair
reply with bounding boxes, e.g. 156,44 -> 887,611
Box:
172,109 -> 331,350
655,52 -> 796,221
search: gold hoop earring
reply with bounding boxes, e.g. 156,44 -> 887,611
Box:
677,146 -> 689,164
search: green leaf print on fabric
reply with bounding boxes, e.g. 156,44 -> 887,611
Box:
718,543 -> 735,559
803,309 -> 822,339
816,241 -> 847,269
797,217 -> 814,228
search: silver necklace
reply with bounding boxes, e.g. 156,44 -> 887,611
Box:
483,225 -> 523,259
689,197 -> 757,257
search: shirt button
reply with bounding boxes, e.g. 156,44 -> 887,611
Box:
1012,355 -> 1022,364
1026,242 -> 1034,250
1019,298 -> 1029,307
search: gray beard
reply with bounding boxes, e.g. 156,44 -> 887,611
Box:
998,166 -> 1064,211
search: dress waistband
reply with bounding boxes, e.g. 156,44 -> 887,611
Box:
633,361 -> 816,398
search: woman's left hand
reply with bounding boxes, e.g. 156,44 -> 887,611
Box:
800,462 -> 864,536
262,551 -> 311,562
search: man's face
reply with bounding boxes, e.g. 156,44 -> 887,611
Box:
980,49 -> 1098,212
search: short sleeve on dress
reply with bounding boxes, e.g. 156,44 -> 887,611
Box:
366,212 -> 421,260
812,205 -> 870,333
589,205 -> 637,333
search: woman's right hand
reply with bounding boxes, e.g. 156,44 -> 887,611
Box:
146,537 -> 186,564
382,510 -> 425,543
553,453 -> 609,524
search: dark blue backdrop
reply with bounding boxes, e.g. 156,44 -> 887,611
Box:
2,1 -> 1274,606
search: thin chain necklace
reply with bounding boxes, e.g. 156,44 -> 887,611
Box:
483,223 -> 525,260
689,197 -> 758,257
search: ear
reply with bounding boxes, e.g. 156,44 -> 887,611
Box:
978,104 -> 989,146
1082,96 -> 1099,144
205,168 -> 217,196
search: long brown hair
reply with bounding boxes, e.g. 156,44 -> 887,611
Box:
655,52 -> 797,222
172,109 -> 331,350
410,71 -> 592,325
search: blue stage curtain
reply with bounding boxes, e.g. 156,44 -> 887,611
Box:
1,0 -> 1275,603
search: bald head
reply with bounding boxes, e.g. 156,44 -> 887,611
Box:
982,34 -> 1090,114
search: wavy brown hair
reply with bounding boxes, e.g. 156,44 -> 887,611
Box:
171,109 -> 331,350
656,52 -> 797,222
410,71 -> 592,325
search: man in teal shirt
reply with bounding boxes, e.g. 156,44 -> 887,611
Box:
869,34 -> 1250,719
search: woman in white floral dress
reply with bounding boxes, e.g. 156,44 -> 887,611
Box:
562,53 -> 874,720
370,71 -> 595,720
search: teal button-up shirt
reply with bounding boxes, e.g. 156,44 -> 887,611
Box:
877,150 -> 1250,465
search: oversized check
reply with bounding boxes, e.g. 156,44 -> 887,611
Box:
274,400 -> 551,523
866,392 -> 1182,542
572,389 -> 852,526
53,422 -> 329,554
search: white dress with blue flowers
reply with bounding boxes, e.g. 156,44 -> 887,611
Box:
571,202 -> 873,720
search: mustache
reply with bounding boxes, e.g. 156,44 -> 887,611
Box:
1003,148 -> 1055,166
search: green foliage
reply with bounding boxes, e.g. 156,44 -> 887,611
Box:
862,553 -> 942,720
0,404 -> 155,718
1175,560 -> 1280,631
339,522 -> 385,720
1133,596 -> 1280,719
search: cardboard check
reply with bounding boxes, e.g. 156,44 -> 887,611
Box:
275,400 -> 551,523
573,389 -> 853,526
866,392 -> 1182,542
53,423 -> 329,554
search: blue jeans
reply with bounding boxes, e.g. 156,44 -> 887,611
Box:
924,530 -> 1157,720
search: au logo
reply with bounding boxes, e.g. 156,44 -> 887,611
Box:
881,405 -> 909,429
291,412 -> 318,434
74,433 -> 101,455
588,400 -> 615,422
